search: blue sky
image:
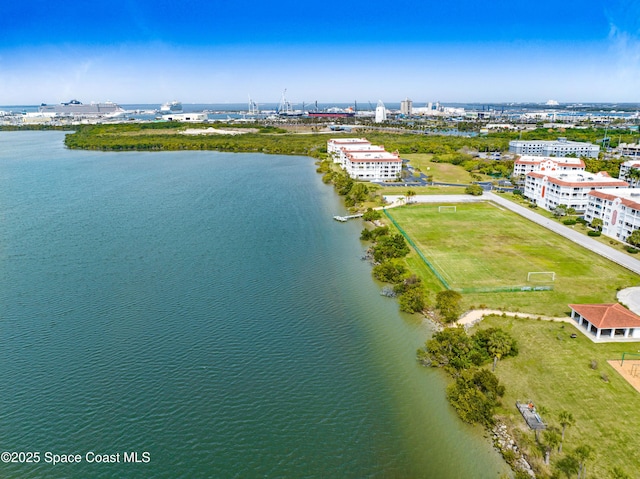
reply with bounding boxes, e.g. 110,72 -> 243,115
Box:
1,0 -> 639,105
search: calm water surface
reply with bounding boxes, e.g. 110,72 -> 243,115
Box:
0,132 -> 509,478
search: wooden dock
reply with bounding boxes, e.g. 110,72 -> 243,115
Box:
333,213 -> 363,222
516,401 -> 546,430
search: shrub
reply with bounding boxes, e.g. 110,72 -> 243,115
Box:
587,230 -> 601,237
626,246 -> 638,254
563,219 -> 577,225
576,217 -> 588,225
465,184 -> 484,196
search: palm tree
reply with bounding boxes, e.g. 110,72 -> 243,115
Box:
406,189 -> 416,204
556,454 -> 579,478
543,427 -> 561,465
558,410 -> 575,453
487,330 -> 514,372
574,444 -> 593,479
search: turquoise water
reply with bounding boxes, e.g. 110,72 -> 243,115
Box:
0,132 -> 509,478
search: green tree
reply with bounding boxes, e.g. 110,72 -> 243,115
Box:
436,290 -> 463,323
446,368 -> 504,426
626,229 -> 640,247
398,286 -> 427,313
465,184 -> 484,196
542,427 -> 561,465
425,327 -> 475,371
406,189 -> 416,204
575,444 -> 593,479
362,208 -> 382,222
372,233 -> 410,262
609,466 -> 630,479
486,329 -> 517,372
473,328 -> 518,371
558,410 -> 575,453
372,260 -> 407,284
590,218 -> 603,231
556,455 -> 579,479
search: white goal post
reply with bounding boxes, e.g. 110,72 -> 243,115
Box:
438,206 -> 457,213
527,272 -> 556,282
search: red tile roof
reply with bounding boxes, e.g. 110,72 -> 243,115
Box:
569,303 -> 640,329
588,190 -> 640,210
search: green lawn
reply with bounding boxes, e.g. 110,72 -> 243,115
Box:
403,153 -> 494,183
386,202 -> 639,316
475,315 -> 640,478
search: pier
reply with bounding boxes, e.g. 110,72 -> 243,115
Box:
333,213 -> 363,222
516,401 -> 546,430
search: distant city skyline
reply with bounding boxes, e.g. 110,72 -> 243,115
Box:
1,0 -> 639,105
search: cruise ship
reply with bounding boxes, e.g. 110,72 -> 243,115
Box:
160,101 -> 183,113
38,99 -> 124,115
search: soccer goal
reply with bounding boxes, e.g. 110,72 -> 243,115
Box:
438,205 -> 457,213
527,271 -> 556,282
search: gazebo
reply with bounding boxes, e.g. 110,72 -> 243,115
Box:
569,303 -> 640,342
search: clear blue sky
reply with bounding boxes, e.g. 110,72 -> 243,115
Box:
1,0 -> 638,105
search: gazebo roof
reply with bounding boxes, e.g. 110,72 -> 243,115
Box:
569,303 -> 640,329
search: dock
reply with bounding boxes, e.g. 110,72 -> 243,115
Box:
516,401 -> 546,430
333,213 -> 363,222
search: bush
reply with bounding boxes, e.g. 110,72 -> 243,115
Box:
563,219 -> 577,225
576,217 -> 588,225
587,230 -> 601,237
465,184 -> 484,196
626,246 -> 638,254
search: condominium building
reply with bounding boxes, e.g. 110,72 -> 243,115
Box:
584,188 -> 640,242
328,139 -> 402,182
513,155 -> 585,178
524,171 -> 628,212
509,137 -> 600,158
618,159 -> 640,188
333,144 -> 387,167
618,143 -> 640,157
342,150 -> 402,181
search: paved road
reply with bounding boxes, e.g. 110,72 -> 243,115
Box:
383,193 -> 640,276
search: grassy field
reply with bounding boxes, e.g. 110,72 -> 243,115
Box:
386,202 -> 639,316
475,315 -> 640,478
403,153 -> 478,183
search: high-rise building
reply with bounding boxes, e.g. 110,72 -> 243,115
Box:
400,97 -> 412,116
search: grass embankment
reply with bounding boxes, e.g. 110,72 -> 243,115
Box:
387,202 -> 639,316
475,315 -> 640,478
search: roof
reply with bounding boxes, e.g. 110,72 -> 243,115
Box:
527,171 -> 628,188
588,189 -> 640,210
569,303 -> 640,329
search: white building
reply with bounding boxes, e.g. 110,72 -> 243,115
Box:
375,100 -> 387,123
513,156 -> 585,178
400,98 -> 412,116
509,137 -> 600,158
343,150 -> 402,181
619,143 -> 640,157
524,170 -> 628,213
569,303 -> 640,342
618,159 -> 640,188
162,113 -> 207,122
584,188 -> 640,242
327,138 -> 371,157
327,138 -> 402,182
333,144 -> 387,167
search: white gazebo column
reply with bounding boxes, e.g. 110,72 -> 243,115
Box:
610,329 -> 615,338
596,328 -> 602,339
624,328 -> 630,338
